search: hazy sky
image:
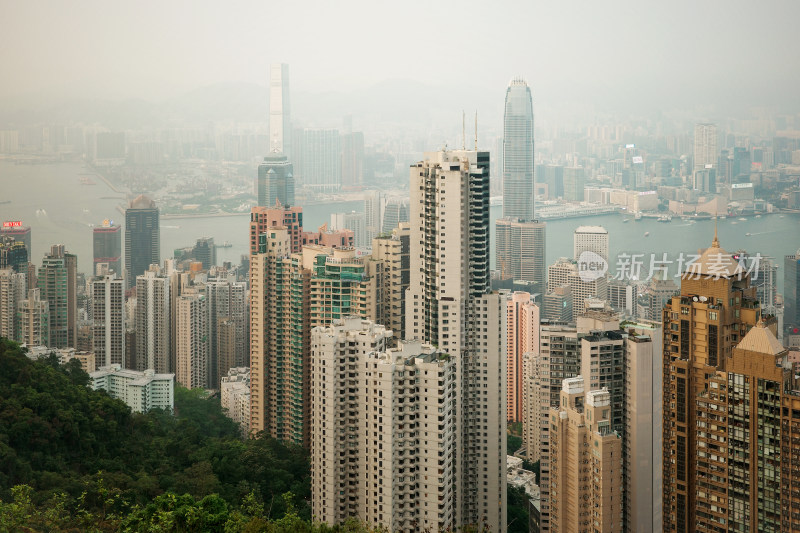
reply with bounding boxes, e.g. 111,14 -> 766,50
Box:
2,0 -> 800,113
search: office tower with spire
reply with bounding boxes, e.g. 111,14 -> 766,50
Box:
497,78 -> 546,287
502,78 -> 534,220
269,63 -> 291,157
257,153 -> 295,207
125,195 -> 160,287
135,266 -> 170,373
662,227 -> 766,531
93,220 -> 122,276
92,274 -> 125,369
39,244 -> 77,348
406,149 -> 506,532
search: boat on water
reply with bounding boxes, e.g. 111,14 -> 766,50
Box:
745,233 -> 752,236
644,231 -> 650,237
622,219 -> 630,223
738,217 -> 747,221
755,214 -> 762,218
657,215 -> 672,223
634,213 -> 643,221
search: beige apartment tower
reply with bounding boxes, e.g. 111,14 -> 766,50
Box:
548,376 -> 623,533
175,291 -> 208,390
662,230 -> 764,532
311,319 -> 462,533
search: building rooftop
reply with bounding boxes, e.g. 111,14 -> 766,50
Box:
129,194 -> 156,210
737,321 -> 785,356
687,225 -> 744,278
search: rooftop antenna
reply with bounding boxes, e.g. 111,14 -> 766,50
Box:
462,110 -> 466,150
474,110 -> 478,150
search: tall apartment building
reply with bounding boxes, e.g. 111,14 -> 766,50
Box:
15,289 -> 49,346
90,364 -> 174,413
250,227 -> 292,438
92,274 -> 125,369
405,149 -> 505,532
125,195 -> 160,288
622,321 -> 663,533
502,77 -> 535,221
257,152 -> 295,207
0,235 -> 28,273
693,123 -> 718,172
573,225 -> 609,262
0,224 -> 31,258
370,223 -> 410,341
522,350 -> 543,462
506,292 -> 539,423
220,367 -> 250,437
135,266 -> 170,373
250,230 -> 392,445
785,250 -> 800,335
249,204 -> 354,257
204,277 -> 247,388
311,320 -> 458,532
0,268 -> 25,340
175,291 -> 208,390
663,230 -> 764,531
548,376 -> 623,533
39,244 -> 77,348
580,328 -> 625,434
495,218 -> 546,288
93,221 -> 122,276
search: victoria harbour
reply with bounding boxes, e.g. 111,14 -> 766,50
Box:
2,160 -> 798,292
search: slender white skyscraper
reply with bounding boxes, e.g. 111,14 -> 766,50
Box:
502,78 -> 535,220
693,122 -> 717,173
269,63 -> 291,157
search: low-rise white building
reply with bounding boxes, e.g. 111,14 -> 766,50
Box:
90,364 -> 174,413
221,367 -> 250,436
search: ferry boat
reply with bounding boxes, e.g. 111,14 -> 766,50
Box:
634,213 -> 643,221
657,215 -> 672,223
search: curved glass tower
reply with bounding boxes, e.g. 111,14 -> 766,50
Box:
502,78 -> 534,220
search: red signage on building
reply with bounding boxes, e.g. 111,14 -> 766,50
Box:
2,221 -> 22,228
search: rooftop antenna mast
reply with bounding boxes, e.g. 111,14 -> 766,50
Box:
462,110 -> 466,150
474,110 -> 478,150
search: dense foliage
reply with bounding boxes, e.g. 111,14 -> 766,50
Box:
0,338 -> 313,530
